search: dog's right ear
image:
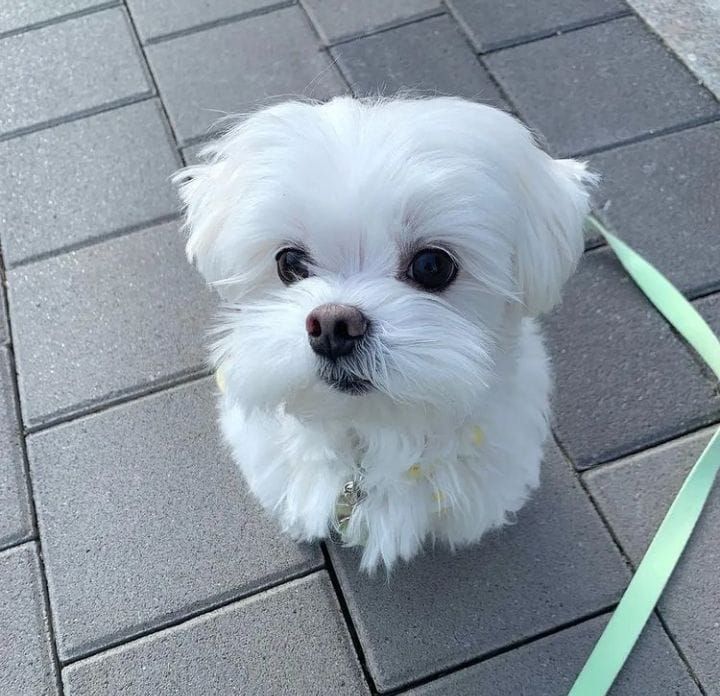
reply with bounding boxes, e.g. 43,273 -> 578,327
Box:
173,153 -> 236,285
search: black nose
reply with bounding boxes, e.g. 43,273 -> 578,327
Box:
306,304 -> 367,360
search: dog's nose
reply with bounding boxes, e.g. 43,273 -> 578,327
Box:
306,304 -> 367,360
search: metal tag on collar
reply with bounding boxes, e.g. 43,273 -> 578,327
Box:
332,479 -> 366,541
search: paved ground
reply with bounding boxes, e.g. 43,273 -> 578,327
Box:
1,1 -> 719,694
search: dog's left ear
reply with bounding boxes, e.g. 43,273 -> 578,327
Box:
515,155 -> 595,316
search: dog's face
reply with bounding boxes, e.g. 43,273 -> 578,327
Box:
176,97 -> 591,423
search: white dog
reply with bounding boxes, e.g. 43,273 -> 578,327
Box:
175,96 -> 593,571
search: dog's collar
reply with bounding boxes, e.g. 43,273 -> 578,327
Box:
215,364 -> 487,544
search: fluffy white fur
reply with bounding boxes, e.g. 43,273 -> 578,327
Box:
175,96 -> 593,571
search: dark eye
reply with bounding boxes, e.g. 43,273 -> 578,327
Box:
276,248 -> 310,285
407,248 -> 458,291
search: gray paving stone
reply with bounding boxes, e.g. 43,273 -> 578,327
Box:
627,0 -> 720,101
409,614 -> 698,696
696,291 -> 720,335
331,15 -> 508,106
544,249 -> 720,469
328,441 -> 627,692
0,543 -> 58,696
27,379 -> 324,661
63,573 -> 366,695
447,0 -> 628,52
126,0 -> 283,41
585,428 -> 720,694
588,123 -> 720,298
0,0 -> 110,36
0,7 -> 151,138
303,0 -> 440,44
0,100 -> 181,266
146,6 -> 346,145
180,142 -> 208,165
0,348 -> 33,551
484,16 -> 720,156
8,222 -> 214,427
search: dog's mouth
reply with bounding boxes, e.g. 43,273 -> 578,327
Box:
321,373 -> 371,395
317,360 -> 372,395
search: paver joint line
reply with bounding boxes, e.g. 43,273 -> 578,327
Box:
141,0 -> 298,46
0,1 -> 121,42
0,271 -> 65,694
0,93 -> 156,145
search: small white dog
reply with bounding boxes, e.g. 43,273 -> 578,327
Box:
176,96 -> 592,571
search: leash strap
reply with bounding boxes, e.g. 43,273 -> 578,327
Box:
568,220 -> 720,695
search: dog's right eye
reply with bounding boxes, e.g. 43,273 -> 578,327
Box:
276,248 -> 310,285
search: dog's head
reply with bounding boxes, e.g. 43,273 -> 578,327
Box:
176,97 -> 592,422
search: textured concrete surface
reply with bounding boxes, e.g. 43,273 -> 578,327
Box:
544,249 -> 720,468
485,16 -> 720,156
9,222 -> 215,426
303,0 -> 441,44
627,0 -> 720,100
126,0 -> 283,41
0,348 -> 33,550
589,122 -> 720,297
447,0 -> 629,52
0,0 -> 110,36
27,379 -> 323,660
62,573 -> 367,695
332,15 -> 507,106
0,8 -> 150,138
0,543 -> 58,696
586,429 -> 720,694
0,100 -> 180,266
329,442 -> 628,691
409,614 -> 700,696
146,6 -> 346,144
696,290 -> 720,334
1,1 -> 718,693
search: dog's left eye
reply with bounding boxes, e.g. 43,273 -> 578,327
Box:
276,248 -> 310,285
407,248 -> 458,291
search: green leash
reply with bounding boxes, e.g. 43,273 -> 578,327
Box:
568,219 -> 720,695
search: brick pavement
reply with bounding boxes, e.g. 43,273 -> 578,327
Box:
0,1 -> 718,694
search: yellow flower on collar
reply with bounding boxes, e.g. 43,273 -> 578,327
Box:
470,425 -> 485,447
406,463 -> 424,480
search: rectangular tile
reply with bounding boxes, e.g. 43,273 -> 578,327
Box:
63,573 -> 366,695
627,0 -> 720,100
589,122 -> 720,298
126,0 -> 284,41
696,291 -> 720,334
484,16 -> 720,156
0,543 -> 58,696
0,348 -> 33,551
447,0 -> 628,52
0,7 -> 151,138
410,614 -> 698,696
303,0 -> 441,44
0,0 -> 111,36
544,249 -> 720,468
8,222 -> 215,427
0,99 -> 181,266
328,442 -> 627,691
27,379 -> 324,661
331,15 -> 508,107
585,428 -> 720,694
146,6 -> 346,145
